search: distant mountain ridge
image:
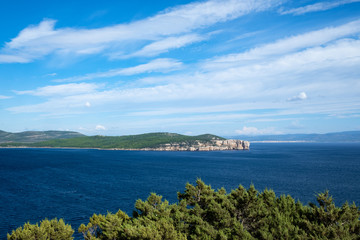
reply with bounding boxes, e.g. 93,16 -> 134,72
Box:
230,131 -> 360,143
0,130 -> 85,143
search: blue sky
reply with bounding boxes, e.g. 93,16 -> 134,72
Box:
0,0 -> 359,136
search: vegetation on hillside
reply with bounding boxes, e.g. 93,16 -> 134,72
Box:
0,132 -> 225,149
0,130 -> 84,143
8,180 -> 360,239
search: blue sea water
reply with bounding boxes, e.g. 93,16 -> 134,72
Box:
0,143 -> 359,239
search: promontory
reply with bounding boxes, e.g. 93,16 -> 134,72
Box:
0,131 -> 249,151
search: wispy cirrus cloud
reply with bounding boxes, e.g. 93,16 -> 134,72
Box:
118,34 -> 205,59
54,58 -> 183,82
203,19 -> 360,69
280,0 -> 360,15
0,0 -> 282,63
0,54 -> 31,63
235,126 -> 281,135
8,37 -> 360,115
6,19 -> 360,134
0,95 -> 12,99
14,83 -> 100,97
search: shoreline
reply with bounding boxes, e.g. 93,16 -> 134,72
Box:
251,140 -> 312,143
1,141 -> 358,150
0,140 -> 250,151
0,146 -> 249,151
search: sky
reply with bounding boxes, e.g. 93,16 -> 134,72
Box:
0,0 -> 359,136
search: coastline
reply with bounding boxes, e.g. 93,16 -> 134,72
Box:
0,139 -> 250,151
2,141 -> 359,150
0,146 -> 104,150
251,140 -> 312,143
0,146 -> 249,151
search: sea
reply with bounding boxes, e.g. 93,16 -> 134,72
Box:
0,143 -> 359,239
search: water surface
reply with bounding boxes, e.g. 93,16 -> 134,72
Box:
0,143 -> 359,239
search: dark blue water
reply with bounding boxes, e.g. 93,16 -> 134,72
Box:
0,143 -> 359,239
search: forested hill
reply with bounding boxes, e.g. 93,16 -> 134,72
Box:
0,132 -> 226,149
0,130 -> 84,143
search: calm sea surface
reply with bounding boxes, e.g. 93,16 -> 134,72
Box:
0,143 -> 359,239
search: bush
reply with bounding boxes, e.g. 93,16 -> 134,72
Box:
8,180 -> 360,239
7,218 -> 74,240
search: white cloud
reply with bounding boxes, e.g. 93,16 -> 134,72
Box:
287,120 -> 304,129
287,92 -> 307,101
45,73 -> 57,77
85,102 -> 91,107
6,19 -> 360,127
0,95 -> 12,99
280,0 -> 360,15
122,34 -> 205,58
8,19 -> 57,48
116,58 -> 182,75
95,125 -> 106,130
0,54 -> 31,63
127,103 -> 265,117
6,36 -> 360,116
204,19 -> 360,69
15,83 -> 100,97
235,126 -> 280,135
0,0 -> 281,63
198,37 -> 360,94
55,58 -> 183,82
7,35 -> 360,116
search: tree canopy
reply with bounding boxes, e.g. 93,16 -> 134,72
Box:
8,180 -> 360,239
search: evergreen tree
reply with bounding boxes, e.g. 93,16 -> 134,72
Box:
8,180 -> 360,239
7,218 -> 74,240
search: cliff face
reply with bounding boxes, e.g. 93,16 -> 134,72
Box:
118,140 -> 250,151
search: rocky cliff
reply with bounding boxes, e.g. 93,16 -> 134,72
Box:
117,139 -> 250,151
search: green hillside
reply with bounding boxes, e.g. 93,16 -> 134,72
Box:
0,132 -> 225,149
0,130 -> 85,143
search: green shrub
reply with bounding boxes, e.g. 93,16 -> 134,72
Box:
7,218 -> 74,240
8,180 -> 360,239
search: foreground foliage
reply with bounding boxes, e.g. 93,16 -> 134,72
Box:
7,218 -> 74,240
8,180 -> 360,239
